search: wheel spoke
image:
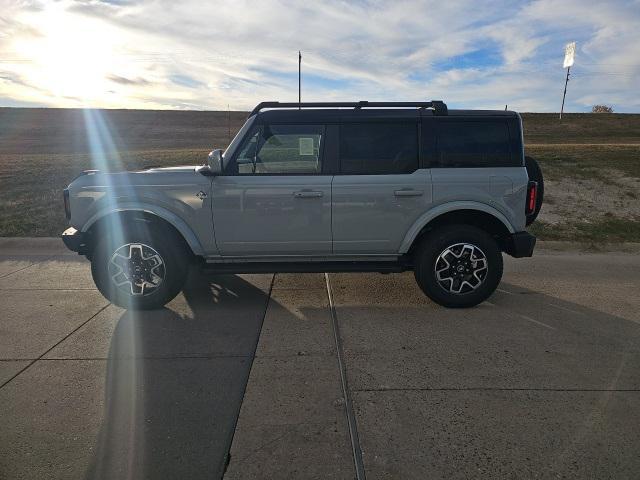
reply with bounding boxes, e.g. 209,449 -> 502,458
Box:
460,244 -> 474,259
111,253 -> 130,269
130,280 -> 144,295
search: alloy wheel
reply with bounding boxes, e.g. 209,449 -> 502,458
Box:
434,243 -> 488,294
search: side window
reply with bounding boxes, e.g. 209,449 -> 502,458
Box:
339,123 -> 418,175
229,124 -> 323,174
435,121 -> 513,167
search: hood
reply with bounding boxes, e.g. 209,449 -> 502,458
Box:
68,165 -> 204,189
137,165 -> 199,173
70,165 -> 198,181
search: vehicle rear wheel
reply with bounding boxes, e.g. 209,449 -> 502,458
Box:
413,225 -> 503,308
91,223 -> 189,310
525,155 -> 544,226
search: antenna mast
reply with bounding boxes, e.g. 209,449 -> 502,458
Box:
298,51 -> 301,109
227,104 -> 231,144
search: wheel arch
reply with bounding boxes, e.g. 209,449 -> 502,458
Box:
400,202 -> 515,255
81,206 -> 203,256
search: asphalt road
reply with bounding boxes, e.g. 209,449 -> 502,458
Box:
1,240 -> 639,479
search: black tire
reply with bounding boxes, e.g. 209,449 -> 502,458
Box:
91,222 -> 189,310
525,155 -> 544,226
413,225 -> 503,308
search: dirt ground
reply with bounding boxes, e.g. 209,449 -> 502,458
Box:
539,169 -> 640,224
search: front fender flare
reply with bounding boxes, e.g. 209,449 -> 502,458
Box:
398,201 -> 515,254
81,203 -> 205,256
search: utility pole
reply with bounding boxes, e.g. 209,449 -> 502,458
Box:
560,66 -> 570,119
298,51 -> 302,109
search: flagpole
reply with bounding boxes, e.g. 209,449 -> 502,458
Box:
560,65 -> 570,120
560,42 -> 576,120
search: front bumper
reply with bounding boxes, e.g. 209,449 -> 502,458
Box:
503,231 -> 536,258
61,227 -> 88,254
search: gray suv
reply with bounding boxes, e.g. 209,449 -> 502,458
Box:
62,101 -> 541,309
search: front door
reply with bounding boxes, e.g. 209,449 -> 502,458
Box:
212,123 -> 332,256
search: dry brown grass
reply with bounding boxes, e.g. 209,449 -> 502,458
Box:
0,107 -> 246,236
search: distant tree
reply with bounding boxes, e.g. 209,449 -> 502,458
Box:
591,105 -> 614,113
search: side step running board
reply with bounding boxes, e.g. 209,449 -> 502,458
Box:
201,261 -> 411,274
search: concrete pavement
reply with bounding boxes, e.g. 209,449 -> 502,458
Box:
1,239 -> 639,479
326,271 -> 640,479
0,240 -> 273,479
224,273 -> 355,479
226,249 -> 640,479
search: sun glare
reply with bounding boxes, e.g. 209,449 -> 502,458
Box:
12,4 -> 125,105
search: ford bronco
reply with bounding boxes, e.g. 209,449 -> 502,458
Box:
61,101 -> 542,309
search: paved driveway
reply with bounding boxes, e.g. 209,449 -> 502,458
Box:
1,240 -> 639,479
0,240 -> 273,479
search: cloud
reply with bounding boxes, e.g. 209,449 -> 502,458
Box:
107,74 -> 151,86
0,0 -> 639,111
0,10 -> 44,41
0,70 -> 47,93
0,71 -> 28,86
168,74 -> 205,89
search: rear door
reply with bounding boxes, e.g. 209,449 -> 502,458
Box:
211,123 -> 332,256
331,118 -> 432,254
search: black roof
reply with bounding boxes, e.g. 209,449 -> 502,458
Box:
250,101 -> 518,123
446,109 -> 518,116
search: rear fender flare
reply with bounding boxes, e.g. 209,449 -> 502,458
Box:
399,201 -> 515,254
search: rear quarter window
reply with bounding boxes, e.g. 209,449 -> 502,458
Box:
434,120 -> 516,168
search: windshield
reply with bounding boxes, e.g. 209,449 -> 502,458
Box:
223,115 -> 256,160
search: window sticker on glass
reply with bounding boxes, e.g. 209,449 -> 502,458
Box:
299,137 -> 315,156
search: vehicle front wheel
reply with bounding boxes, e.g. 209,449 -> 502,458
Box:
413,225 -> 503,308
91,224 -> 189,310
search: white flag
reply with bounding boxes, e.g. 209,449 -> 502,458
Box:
563,42 -> 576,68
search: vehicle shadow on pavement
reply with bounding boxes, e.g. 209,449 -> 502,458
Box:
84,270 -> 273,480
326,274 -> 640,479
329,277 -> 640,393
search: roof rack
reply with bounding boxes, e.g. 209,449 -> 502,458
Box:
250,100 -> 448,116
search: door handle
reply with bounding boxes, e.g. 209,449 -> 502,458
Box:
293,190 -> 324,198
394,189 -> 423,197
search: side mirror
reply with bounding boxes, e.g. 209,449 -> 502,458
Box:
207,149 -> 224,174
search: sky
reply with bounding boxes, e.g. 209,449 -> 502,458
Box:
0,0 -> 639,112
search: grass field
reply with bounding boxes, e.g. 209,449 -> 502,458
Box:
0,108 -> 639,241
